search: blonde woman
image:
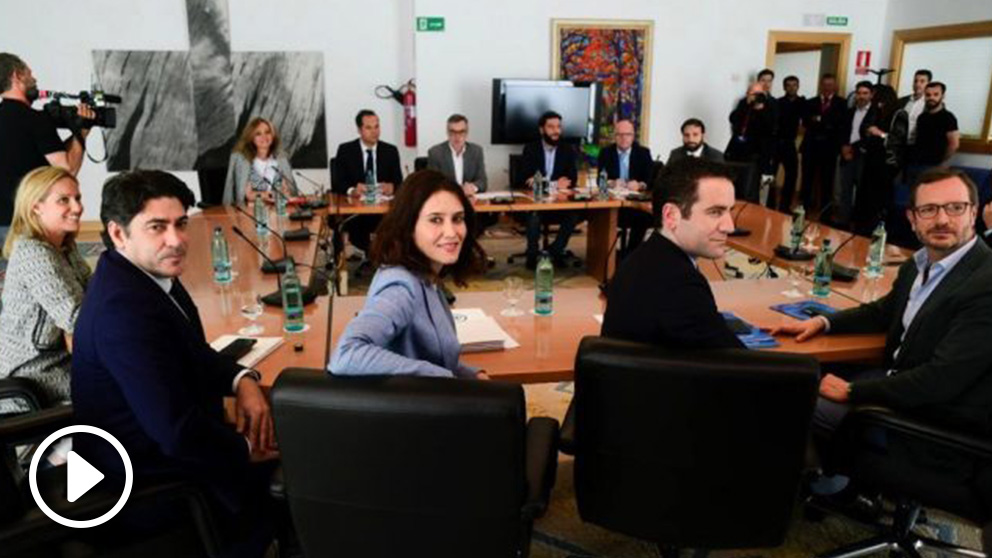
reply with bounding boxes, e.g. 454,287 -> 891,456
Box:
221,117 -> 298,205
0,166 -> 90,405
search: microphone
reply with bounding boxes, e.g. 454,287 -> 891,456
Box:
231,226 -> 317,308
830,231 -> 861,282
728,202 -> 751,237
773,202 -> 833,261
294,171 -> 329,209
266,180 -> 314,241
233,205 -> 294,273
269,170 -> 314,223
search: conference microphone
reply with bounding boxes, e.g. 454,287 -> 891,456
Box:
233,205 -> 294,273
266,183 -> 314,240
773,202 -> 833,261
829,231 -> 861,283
294,171 -> 329,209
728,202 -> 751,237
231,226 -> 317,308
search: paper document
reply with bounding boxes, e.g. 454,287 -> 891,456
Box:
474,191 -> 529,201
451,308 -> 520,353
210,335 -> 284,368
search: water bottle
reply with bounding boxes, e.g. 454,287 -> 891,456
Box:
274,173 -> 288,218
790,205 -> 806,251
532,171 -> 544,202
865,221 -> 887,278
281,260 -> 306,332
597,170 -> 610,200
210,226 -> 232,284
812,238 -> 833,298
534,251 -> 554,316
364,168 -> 378,205
253,194 -> 268,237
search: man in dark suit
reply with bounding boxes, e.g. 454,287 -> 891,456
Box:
667,118 -> 725,164
520,110 -> 581,268
725,83 -> 777,204
427,113 -> 488,194
72,170 -> 278,558
598,118 -> 654,255
836,81 -> 880,229
332,109 -> 403,254
801,73 -> 848,215
776,75 -> 805,211
603,158 -> 743,349
774,168 -> 992,437
895,69 -> 930,148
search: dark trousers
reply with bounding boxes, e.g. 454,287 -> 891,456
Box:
618,208 -> 653,256
853,152 -> 896,235
345,215 -> 380,253
777,139 -> 799,211
836,149 -> 866,228
801,144 -> 839,214
526,210 -> 583,260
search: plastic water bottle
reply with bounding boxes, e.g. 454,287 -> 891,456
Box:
364,168 -> 378,205
281,260 -> 306,332
210,226 -> 232,284
534,251 -> 554,316
865,221 -> 887,278
812,238 -> 833,298
253,194 -> 268,236
790,205 -> 806,251
597,170 -> 610,200
274,177 -> 288,218
532,171 -> 544,202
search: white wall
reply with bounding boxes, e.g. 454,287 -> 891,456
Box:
414,0 -> 889,191
771,51 -> 821,97
0,0 -> 416,217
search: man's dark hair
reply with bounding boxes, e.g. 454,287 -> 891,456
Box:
909,167 -> 978,208
538,111 -> 562,128
821,73 -> 836,81
371,169 -> 486,286
446,113 -> 468,126
856,80 -> 873,92
100,170 -> 196,248
926,81 -> 946,94
355,109 -> 377,129
652,158 -> 735,225
783,75 -> 799,87
680,118 -> 706,134
757,68 -> 775,80
915,69 -> 933,82
0,52 -> 27,93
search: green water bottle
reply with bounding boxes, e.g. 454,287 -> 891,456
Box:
534,251 -> 554,316
210,226 -> 232,284
812,238 -> 833,298
281,260 -> 306,332
865,221 -> 886,278
253,194 -> 268,237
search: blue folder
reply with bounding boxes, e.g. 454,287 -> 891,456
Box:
769,300 -> 839,321
721,312 -> 780,349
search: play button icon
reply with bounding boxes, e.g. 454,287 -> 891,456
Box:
66,451 -> 106,502
29,425 -> 133,528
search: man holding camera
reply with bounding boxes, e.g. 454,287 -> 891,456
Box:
0,53 -> 92,245
725,82 -> 776,205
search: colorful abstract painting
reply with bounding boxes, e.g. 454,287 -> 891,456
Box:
552,20 -> 653,146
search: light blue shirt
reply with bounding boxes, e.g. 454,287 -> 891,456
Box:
618,148 -> 630,181
543,143 -> 556,178
895,236 -> 978,359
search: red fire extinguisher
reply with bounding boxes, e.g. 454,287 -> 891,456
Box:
402,81 -> 416,148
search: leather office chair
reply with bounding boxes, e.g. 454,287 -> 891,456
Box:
414,156 -> 428,172
0,378 -> 45,418
815,406 -> 992,558
271,368 -> 559,558
561,336 -> 819,555
0,406 -> 223,558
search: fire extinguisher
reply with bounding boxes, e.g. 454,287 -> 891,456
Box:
375,79 -> 417,147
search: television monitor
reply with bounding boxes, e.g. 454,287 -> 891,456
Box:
491,79 -> 600,145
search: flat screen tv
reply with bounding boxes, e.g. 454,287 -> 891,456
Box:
491,79 -> 600,145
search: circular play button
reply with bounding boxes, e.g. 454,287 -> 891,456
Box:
28,425 -> 133,528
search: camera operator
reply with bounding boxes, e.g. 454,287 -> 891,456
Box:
0,53 -> 93,245
725,82 -> 777,205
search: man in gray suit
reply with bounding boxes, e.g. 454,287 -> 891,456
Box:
667,118 -> 725,165
427,114 -> 487,195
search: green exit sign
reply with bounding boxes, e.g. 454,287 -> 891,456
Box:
827,16 -> 849,26
416,17 -> 445,32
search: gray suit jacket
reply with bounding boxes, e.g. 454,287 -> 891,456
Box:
426,141 -> 487,192
667,144 -> 725,165
222,153 -> 297,205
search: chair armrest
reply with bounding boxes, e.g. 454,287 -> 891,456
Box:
0,406 -> 74,447
558,400 -> 576,456
844,406 -> 992,460
0,378 -> 44,416
522,416 -> 559,520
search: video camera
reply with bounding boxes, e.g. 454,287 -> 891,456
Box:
39,90 -> 120,130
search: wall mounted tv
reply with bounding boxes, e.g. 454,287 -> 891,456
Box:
491,79 -> 601,145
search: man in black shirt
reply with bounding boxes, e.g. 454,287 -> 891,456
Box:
0,53 -> 91,244
725,83 -> 777,205
776,75 -> 805,211
911,81 -> 959,167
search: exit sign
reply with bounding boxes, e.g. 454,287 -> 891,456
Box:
416,17 -> 445,32
827,16 -> 849,26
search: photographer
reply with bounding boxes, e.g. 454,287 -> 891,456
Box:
725,82 -> 777,204
0,53 -> 93,245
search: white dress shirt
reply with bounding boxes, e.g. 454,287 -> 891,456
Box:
906,95 -> 926,145
450,144 -> 465,185
850,105 -> 869,145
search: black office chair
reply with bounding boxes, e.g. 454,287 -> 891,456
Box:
414,156 -> 428,172
0,378 -> 45,418
0,406 -> 223,558
814,406 -> 992,558
561,336 -> 819,555
271,368 -> 559,558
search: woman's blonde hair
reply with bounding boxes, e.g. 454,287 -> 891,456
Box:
232,117 -> 281,161
3,166 -> 79,258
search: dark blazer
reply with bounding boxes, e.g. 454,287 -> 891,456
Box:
726,98 -> 777,173
837,240 -> 992,434
426,141 -> 488,191
841,105 -> 880,149
667,144 -> 726,165
603,232 -> 744,350
801,95 -> 848,152
597,143 -> 653,184
71,250 -> 251,512
520,140 -> 578,186
332,138 -> 403,195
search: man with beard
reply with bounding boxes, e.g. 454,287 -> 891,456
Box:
801,74 -> 848,215
520,110 -> 581,268
910,82 -> 960,168
895,69 -> 931,147
667,118 -> 724,164
836,81 -> 879,228
0,53 -> 92,246
776,75 -> 805,211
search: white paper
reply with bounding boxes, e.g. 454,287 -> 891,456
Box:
451,308 -> 520,352
210,335 -> 284,368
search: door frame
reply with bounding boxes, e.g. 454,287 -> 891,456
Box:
765,31 -> 853,95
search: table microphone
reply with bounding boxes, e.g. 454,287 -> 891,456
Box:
774,202 -> 833,261
728,202 -> 751,237
231,226 -> 318,308
830,231 -> 861,282
294,171 -> 329,209
268,172 -> 315,225
233,205 -> 294,273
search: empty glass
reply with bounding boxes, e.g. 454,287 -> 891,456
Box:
500,276 -> 524,317
238,291 -> 264,336
781,265 -> 804,299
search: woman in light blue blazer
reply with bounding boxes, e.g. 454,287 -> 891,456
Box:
330,170 -> 488,378
221,117 -> 298,205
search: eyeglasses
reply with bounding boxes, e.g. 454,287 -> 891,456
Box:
912,202 -> 972,219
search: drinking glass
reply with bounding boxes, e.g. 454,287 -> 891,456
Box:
781,265 -> 804,298
500,276 -> 524,317
238,291 -> 264,336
